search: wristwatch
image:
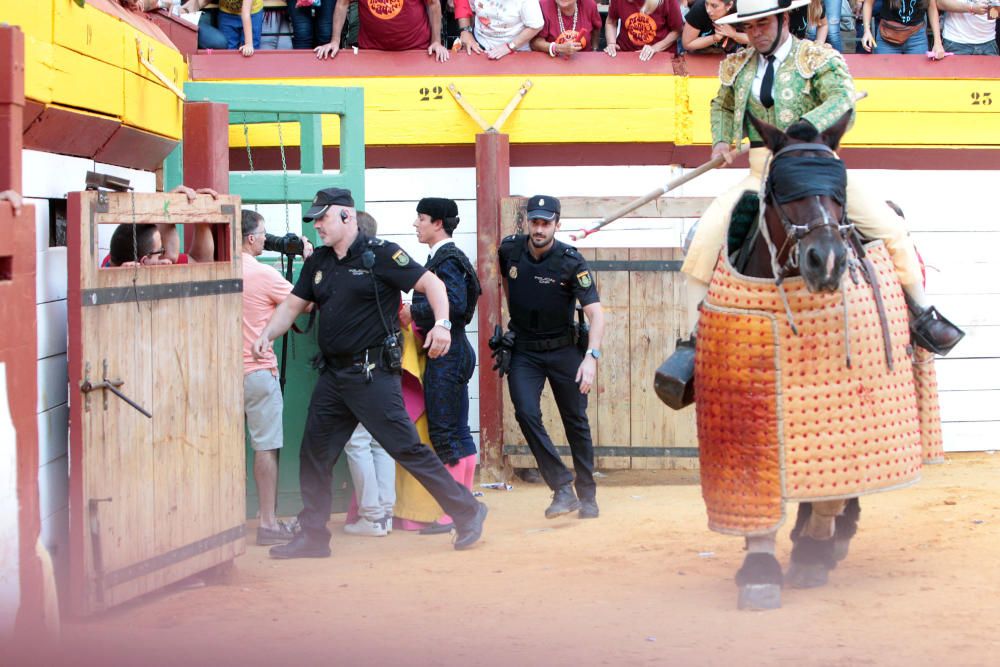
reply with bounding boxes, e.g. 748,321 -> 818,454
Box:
507,40 -> 518,52
586,348 -> 602,360
460,26 -> 474,33
434,319 -> 453,331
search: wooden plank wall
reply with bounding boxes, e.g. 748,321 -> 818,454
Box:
499,196 -> 702,471
68,192 -> 244,615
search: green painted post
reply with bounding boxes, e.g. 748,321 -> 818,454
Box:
183,82 -> 366,518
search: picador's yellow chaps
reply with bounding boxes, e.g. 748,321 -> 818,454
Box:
694,241 -> 941,537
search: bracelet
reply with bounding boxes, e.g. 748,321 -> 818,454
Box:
548,42 -> 557,57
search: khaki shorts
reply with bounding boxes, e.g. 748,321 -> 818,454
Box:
244,370 -> 283,451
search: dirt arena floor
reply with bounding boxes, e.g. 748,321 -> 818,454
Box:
24,452 -> 1000,666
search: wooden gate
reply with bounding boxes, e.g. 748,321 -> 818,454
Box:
499,196 -> 710,470
66,191 -> 245,615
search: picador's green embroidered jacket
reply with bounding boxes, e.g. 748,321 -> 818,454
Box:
710,37 -> 856,146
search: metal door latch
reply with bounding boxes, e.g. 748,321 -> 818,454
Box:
80,360 -> 153,418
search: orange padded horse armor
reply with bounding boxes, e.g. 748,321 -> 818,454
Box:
695,241 -> 923,536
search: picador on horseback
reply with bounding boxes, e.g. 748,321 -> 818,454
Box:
658,0 -> 965,610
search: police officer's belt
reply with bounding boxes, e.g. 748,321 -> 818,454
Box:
327,345 -> 383,369
514,332 -> 574,352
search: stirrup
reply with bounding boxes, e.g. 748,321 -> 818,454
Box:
654,337 -> 696,410
909,305 -> 964,356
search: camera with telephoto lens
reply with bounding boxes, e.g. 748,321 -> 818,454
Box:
264,232 -> 306,256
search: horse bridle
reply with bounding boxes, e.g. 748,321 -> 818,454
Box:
759,142 -> 895,371
764,142 -> 853,244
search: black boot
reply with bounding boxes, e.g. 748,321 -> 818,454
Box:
454,502 -> 488,550
545,484 -> 581,519
269,532 -> 331,559
578,497 -> 599,519
908,302 -> 964,356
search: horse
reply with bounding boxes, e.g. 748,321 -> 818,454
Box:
695,111 -> 924,610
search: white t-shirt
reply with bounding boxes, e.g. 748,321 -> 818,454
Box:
473,0 -> 545,50
943,10 -> 997,45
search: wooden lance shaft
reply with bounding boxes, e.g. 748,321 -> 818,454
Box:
568,145 -> 750,241
569,91 -> 867,242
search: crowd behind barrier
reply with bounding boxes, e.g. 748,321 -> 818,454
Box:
124,0 -> 1000,59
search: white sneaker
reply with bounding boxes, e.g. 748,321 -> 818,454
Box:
343,518 -> 387,537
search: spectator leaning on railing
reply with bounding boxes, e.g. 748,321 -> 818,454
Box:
937,0 -> 998,55
214,0 -> 266,55
530,0 -> 604,57
862,0 -> 945,57
286,0 -> 336,48
681,0 -> 746,53
315,0 -> 452,61
454,0 -> 545,58
788,0 -> 829,42
605,0 -> 685,60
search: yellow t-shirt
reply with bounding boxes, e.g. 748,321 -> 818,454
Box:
219,0 -> 263,14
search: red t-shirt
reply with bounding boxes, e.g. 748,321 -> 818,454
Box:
357,0 -> 432,50
538,0 -> 603,49
607,0 -> 683,52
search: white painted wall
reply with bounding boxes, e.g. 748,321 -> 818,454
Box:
355,165 -> 999,454
0,362 -> 20,637
22,149 -> 157,594
20,153 -> 995,594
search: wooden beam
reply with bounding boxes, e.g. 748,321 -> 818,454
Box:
476,133 -> 510,482
183,101 -> 231,257
0,24 -> 46,640
0,26 -> 25,193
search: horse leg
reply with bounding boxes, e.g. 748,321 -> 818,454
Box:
787,500 -> 845,589
735,533 -> 783,610
833,498 -> 861,562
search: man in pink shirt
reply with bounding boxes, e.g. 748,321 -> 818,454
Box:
242,210 -> 313,545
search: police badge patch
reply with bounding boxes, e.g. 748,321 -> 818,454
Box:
392,249 -> 410,266
577,271 -> 592,288
314,270 -> 323,285
509,266 -> 518,280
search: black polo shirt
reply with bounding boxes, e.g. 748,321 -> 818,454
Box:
498,235 -> 600,340
292,232 -> 426,357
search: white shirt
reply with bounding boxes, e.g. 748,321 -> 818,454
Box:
429,238 -> 454,260
943,10 -> 996,45
473,0 -> 545,51
751,34 -> 793,103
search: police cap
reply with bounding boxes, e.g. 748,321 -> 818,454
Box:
526,195 -> 560,221
303,187 -> 355,222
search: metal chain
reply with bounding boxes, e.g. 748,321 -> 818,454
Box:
242,114 -> 258,212
130,189 -> 141,311
276,113 -> 290,234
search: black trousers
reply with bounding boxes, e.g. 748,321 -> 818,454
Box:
424,330 -> 477,462
298,364 -> 478,541
507,345 -> 596,500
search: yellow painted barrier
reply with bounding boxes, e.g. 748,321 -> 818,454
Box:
2,0 -> 184,142
216,71 -> 1000,150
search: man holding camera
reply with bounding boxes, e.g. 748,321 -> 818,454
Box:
495,195 -> 605,520
241,209 -> 313,546
254,187 -> 488,558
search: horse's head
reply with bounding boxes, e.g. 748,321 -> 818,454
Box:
748,111 -> 853,293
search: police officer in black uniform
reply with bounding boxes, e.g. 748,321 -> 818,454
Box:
402,197 -> 482,535
253,188 -> 488,558
496,195 -> 606,519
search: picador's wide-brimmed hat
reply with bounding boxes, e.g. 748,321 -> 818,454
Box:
716,0 -> 810,25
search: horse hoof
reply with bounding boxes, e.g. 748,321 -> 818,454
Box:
738,583 -> 782,610
786,561 -> 830,589
832,537 -> 851,562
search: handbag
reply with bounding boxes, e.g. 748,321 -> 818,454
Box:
878,19 -> 923,46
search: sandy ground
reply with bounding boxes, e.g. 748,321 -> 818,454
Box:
24,453 -> 1000,666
